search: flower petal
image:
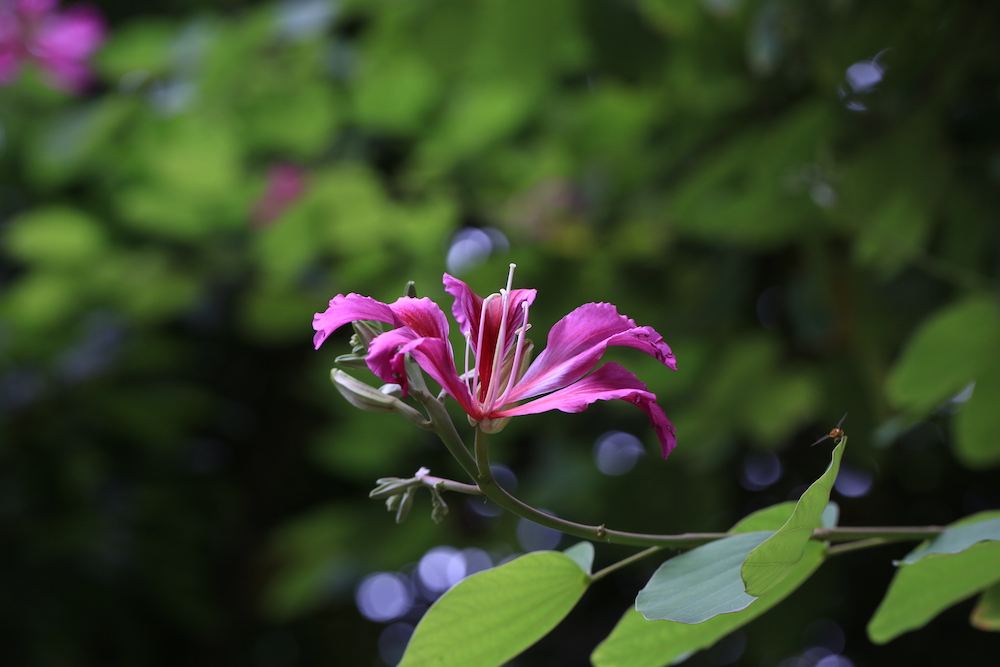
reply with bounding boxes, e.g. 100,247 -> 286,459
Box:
443,273 -> 482,341
366,327 -> 419,386
497,362 -> 677,458
363,296 -> 452,388
508,303 -> 676,402
388,296 -> 451,340
312,294 -> 399,350
443,274 -> 536,352
404,336 -> 480,418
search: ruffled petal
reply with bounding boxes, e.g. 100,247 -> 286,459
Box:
496,362 -> 677,458
388,296 -> 451,340
443,274 -> 482,341
312,294 -> 398,350
507,302 -> 675,402
443,274 -> 536,352
366,328 -> 419,386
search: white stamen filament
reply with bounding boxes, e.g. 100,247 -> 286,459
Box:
471,293 -> 495,401
494,300 -> 531,408
465,264 -> 533,416
462,331 -> 473,393
482,266 -> 514,409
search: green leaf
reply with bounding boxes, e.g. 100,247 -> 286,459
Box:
867,512 -> 1000,644
563,541 -> 595,575
741,439 -> 846,596
970,583 -> 1000,631
729,501 -> 839,535
886,295 -> 1000,414
637,532 -> 772,623
5,207 -> 108,265
900,515 -> 1000,564
399,551 -> 589,667
593,542 -> 825,667
954,355 -> 1000,468
729,502 -> 797,533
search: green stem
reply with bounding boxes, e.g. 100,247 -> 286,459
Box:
411,369 -> 946,551
422,475 -> 481,496
826,538 -> 891,556
467,431 -> 947,549
591,546 -> 664,582
412,391 -> 480,482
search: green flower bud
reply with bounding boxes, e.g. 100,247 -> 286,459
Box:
351,320 -> 384,350
369,477 -> 412,499
394,488 -> 415,524
331,370 -> 429,427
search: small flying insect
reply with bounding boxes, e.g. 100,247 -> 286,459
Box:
811,413 -> 847,447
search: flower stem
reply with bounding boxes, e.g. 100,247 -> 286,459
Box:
415,370 -> 946,552
467,431 -> 946,549
590,546 -> 664,582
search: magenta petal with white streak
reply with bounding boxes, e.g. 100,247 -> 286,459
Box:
312,270 -> 679,457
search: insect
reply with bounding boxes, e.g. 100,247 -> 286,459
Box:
811,413 -> 847,446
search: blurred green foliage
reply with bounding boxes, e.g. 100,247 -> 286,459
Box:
1,0 -> 999,665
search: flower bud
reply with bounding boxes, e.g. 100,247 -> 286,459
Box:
369,477 -> 412,499
331,370 -> 428,427
352,320 -> 384,350
393,488 -> 415,523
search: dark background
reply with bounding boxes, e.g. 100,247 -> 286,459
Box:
1,0 -> 999,665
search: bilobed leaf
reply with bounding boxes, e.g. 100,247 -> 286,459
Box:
741,439 -> 846,596
594,502 -> 828,667
900,514 -> 1000,564
867,512 -> 1000,644
398,551 -> 589,667
954,355 -> 1000,468
729,502 -> 797,533
886,295 -> 1000,414
594,543 -> 825,667
563,541 -> 595,575
636,532 -> 773,623
970,583 -> 1000,631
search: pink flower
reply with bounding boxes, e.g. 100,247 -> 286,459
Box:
313,266 -> 678,458
251,163 -> 307,227
0,0 -> 105,93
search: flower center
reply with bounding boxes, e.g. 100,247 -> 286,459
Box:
464,263 -> 531,416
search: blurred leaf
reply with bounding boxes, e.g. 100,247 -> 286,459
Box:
669,103 -> 831,246
954,355 -> 1000,468
91,252 -> 200,322
886,295 -> 1000,414
636,531 -> 772,623
741,439 -> 845,596
0,271 -> 79,330
94,21 -> 177,79
28,99 -> 135,186
399,551 -> 589,667
261,505 -> 356,620
970,583 -> 1000,631
244,84 -> 340,157
853,193 -> 930,276
419,82 -> 538,169
352,55 -> 440,132
5,207 -> 108,265
868,512 -> 1000,644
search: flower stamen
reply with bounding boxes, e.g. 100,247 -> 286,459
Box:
495,300 -> 531,408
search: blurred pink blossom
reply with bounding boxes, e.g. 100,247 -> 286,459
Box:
251,163 -> 307,227
0,0 -> 105,93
